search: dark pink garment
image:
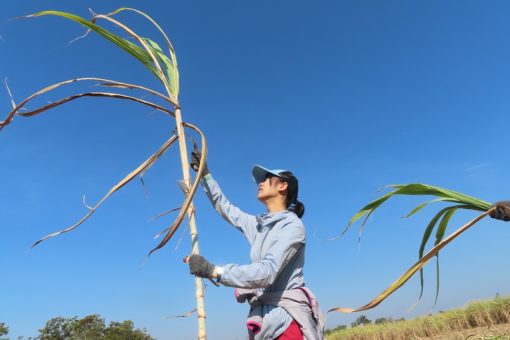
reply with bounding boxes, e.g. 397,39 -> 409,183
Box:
276,320 -> 303,340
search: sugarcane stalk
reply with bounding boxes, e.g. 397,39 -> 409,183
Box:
174,107 -> 207,340
13,9 -> 208,338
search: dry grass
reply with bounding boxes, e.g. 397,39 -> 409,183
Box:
326,296 -> 510,340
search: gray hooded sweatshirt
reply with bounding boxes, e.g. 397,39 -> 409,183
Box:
201,174 -> 324,340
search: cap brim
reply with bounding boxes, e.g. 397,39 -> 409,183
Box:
252,165 -> 282,183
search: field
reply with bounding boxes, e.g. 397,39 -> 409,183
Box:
326,296 -> 510,340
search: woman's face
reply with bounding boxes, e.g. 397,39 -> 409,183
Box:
257,175 -> 288,202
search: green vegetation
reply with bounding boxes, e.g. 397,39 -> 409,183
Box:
38,314 -> 153,340
332,184 -> 495,312
326,295 -> 510,339
0,322 -> 8,339
351,315 -> 371,328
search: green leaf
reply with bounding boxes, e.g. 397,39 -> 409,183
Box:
403,197 -> 456,218
343,183 -> 491,238
338,183 -> 493,311
418,206 -> 455,299
340,190 -> 395,236
389,184 -> 491,210
141,38 -> 178,98
432,206 -> 458,304
434,207 -> 459,247
29,11 -> 176,96
105,7 -> 180,98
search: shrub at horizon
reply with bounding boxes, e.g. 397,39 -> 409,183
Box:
38,315 -> 154,340
0,322 -> 8,339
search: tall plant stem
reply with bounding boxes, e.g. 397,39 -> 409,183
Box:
174,107 -> 207,340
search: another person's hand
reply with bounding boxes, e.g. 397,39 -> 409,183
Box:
489,201 -> 510,222
186,254 -> 217,279
190,143 -> 209,174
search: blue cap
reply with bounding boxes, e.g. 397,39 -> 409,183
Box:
252,164 -> 288,184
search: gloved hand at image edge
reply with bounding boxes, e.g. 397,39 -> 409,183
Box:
489,201 -> 510,222
187,254 -> 217,279
190,143 -> 209,175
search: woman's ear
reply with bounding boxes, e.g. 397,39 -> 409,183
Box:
278,181 -> 288,193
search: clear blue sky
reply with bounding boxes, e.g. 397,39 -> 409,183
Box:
2,1 -> 510,339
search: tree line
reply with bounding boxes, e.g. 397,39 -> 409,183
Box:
324,314 -> 407,335
0,315 -> 154,340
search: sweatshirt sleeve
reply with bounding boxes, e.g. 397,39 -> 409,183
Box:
201,174 -> 258,244
219,219 -> 305,288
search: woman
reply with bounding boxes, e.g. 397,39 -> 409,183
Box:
186,150 -> 324,340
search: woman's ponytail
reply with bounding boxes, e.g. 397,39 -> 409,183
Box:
288,199 -> 305,218
278,170 -> 305,218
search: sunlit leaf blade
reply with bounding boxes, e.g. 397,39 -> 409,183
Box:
403,197 -> 455,218
107,8 -> 178,58
338,190 -> 396,237
142,38 -> 178,98
91,9 -> 179,100
329,210 -> 492,313
434,207 -> 461,247
32,134 -> 178,247
103,7 -> 180,98
338,183 -> 493,311
417,206 -> 455,299
389,184 -> 491,210
341,183 -> 491,238
170,50 -> 179,99
28,11 -> 171,91
429,204 -> 479,304
431,207 -> 459,304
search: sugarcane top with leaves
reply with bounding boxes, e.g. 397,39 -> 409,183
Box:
328,183 -> 510,314
186,150 -> 324,339
1,7 -> 216,340
0,8 -> 212,256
